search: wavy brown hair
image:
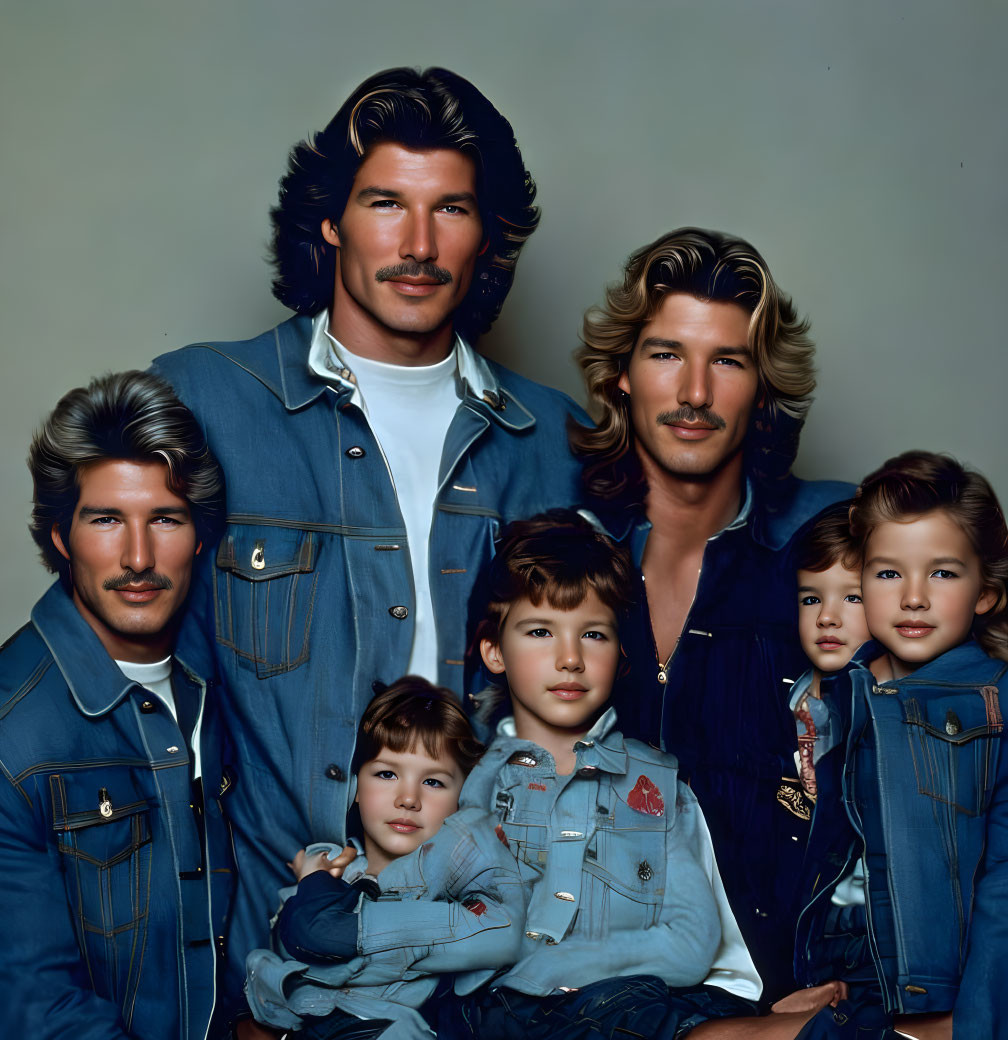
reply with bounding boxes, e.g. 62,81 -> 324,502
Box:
570,228 -> 816,506
849,451 -> 1008,662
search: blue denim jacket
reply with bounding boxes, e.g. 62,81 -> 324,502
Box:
596,475 -> 852,1001
0,583 -> 233,1040
795,640 -> 1008,1036
459,708 -> 762,1001
152,315 -> 586,1000
246,807 -> 525,1040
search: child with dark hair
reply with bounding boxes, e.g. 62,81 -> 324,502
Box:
453,510 -> 769,1039
245,677 -> 524,1040
789,504 -> 870,808
788,452 -> 1008,1039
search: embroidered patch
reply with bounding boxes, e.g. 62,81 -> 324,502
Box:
463,898 -> 487,916
627,775 -> 664,817
528,781 -> 547,792
776,778 -> 813,822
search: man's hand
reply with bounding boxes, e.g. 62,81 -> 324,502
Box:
770,980 -> 849,1014
288,844 -> 357,882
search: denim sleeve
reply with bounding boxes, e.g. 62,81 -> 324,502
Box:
953,731 -> 1008,1039
350,810 -> 524,983
0,771 -> 133,1039
510,780 -> 723,993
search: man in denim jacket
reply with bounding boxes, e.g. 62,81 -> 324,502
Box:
0,373 -> 233,1039
152,67 -> 586,1013
569,228 -> 851,1002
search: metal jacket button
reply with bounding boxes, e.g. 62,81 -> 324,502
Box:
139,699 -> 157,713
389,605 -> 408,619
325,764 -> 346,782
346,446 -> 365,458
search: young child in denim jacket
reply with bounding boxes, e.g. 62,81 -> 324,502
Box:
789,504 -> 871,810
245,677 -> 525,1040
788,452 -> 1008,1040
451,510 -> 768,1039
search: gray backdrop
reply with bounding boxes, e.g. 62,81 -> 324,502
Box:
2,0 -> 1005,635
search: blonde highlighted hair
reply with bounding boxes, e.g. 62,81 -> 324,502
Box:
570,228 -> 816,504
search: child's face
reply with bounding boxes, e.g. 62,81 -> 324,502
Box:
355,745 -> 464,875
797,562 -> 871,673
480,588 -> 620,737
861,509 -> 997,679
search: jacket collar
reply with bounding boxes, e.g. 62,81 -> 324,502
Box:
220,313 -> 537,434
495,706 -> 629,776
850,637 -> 1007,687
30,582 -> 140,718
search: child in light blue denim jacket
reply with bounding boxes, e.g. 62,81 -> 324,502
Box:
245,678 -> 525,1040
452,511 -> 767,1039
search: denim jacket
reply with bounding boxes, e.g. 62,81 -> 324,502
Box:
795,640 -> 1008,1036
596,475 -> 852,1001
246,807 -> 525,1040
0,583 -> 233,1040
153,315 -> 587,994
459,708 -> 762,1001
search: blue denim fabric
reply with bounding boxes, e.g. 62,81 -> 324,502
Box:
246,808 -> 525,1038
0,583 -> 233,1040
459,709 -> 760,1001
595,476 -> 853,1002
795,640 -> 1008,1036
153,316 -> 587,1001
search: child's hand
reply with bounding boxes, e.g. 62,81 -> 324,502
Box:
288,844 -> 357,881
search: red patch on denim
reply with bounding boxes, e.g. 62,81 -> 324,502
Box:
627,775 -> 664,817
528,782 -> 547,791
463,898 -> 487,916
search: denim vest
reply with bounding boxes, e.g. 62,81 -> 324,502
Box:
0,583 -> 233,1040
796,640 -> 1007,1028
153,315 -> 587,998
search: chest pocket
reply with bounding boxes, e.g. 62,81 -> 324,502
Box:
584,782 -> 668,931
50,771 -> 153,1017
214,524 -> 319,678
903,688 -> 1002,816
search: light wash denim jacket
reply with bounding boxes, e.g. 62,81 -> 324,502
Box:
795,640 -> 1008,1037
0,583 -> 233,1040
153,315 -> 587,997
459,708 -> 762,1001
246,807 -> 525,1040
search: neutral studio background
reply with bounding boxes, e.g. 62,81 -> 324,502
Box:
2,1 -> 1005,635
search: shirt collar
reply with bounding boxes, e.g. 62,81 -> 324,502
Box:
495,707 -> 629,776
307,309 -> 493,409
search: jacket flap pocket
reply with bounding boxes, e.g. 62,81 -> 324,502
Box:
216,526 -> 317,581
50,772 -> 151,832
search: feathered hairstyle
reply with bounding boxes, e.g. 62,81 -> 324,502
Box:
570,228 -> 816,509
270,66 -> 539,343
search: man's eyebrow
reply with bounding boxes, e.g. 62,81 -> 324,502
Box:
77,506 -> 190,518
637,337 -> 751,356
355,187 -> 478,207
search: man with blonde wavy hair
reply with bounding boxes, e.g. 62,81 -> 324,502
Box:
570,228 -> 851,1006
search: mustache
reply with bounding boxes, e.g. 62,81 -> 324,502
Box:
375,261 -> 453,285
103,569 -> 174,591
656,405 -> 727,431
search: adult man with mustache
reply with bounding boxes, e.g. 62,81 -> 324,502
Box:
152,67 -> 586,1025
0,372 -> 233,1038
570,228 -> 851,1005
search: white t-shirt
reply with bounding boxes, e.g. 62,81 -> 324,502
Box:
116,655 -> 203,779
308,312 -> 469,683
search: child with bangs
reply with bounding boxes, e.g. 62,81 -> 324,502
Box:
244,677 -> 525,1040
452,509 -> 773,1039
786,452 -> 1008,1040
